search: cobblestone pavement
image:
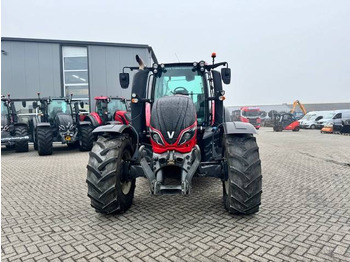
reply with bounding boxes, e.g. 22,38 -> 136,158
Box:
2,128 -> 350,261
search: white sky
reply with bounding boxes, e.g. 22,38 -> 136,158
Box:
2,0 -> 350,105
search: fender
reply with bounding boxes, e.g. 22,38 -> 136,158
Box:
223,121 -> 257,135
93,124 -> 130,134
36,122 -> 51,127
92,124 -> 138,146
84,115 -> 100,127
79,121 -> 91,126
89,112 -> 102,126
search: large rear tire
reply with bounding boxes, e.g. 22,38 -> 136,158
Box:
79,125 -> 94,151
86,134 -> 136,214
37,128 -> 53,156
15,126 -> 29,152
223,134 -> 262,215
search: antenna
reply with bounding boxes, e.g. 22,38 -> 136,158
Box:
174,53 -> 180,62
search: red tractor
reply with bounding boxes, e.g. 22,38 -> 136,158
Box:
86,54 -> 262,215
82,96 -> 130,127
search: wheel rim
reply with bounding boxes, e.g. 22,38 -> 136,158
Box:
121,180 -> 132,195
120,150 -> 132,195
224,178 -> 230,196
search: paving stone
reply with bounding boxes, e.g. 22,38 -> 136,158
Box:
1,128 -> 350,261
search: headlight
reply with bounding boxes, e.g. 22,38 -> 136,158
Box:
151,130 -> 165,146
59,125 -> 66,131
178,127 -> 196,145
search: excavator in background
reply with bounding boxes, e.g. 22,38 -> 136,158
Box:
290,100 -> 307,118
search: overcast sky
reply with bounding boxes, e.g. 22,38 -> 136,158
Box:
2,0 -> 350,106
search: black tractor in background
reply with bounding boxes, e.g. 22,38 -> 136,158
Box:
86,54 -> 262,215
1,95 -> 30,152
32,94 -> 94,155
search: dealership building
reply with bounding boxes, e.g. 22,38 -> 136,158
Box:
1,37 -> 157,109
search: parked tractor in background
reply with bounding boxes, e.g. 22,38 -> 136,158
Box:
31,94 -> 94,155
232,106 -> 261,129
86,54 -> 262,215
1,95 -> 30,152
273,113 -> 300,132
82,96 -> 130,127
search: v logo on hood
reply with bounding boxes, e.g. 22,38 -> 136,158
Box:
167,131 -> 175,139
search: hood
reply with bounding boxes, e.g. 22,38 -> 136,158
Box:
150,95 -> 196,144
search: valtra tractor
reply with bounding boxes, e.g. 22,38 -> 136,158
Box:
1,95 -> 30,152
86,54 -> 262,215
82,96 -> 130,126
32,94 -> 94,155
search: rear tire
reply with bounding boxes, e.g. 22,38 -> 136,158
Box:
79,125 -> 94,151
293,126 -> 300,132
223,134 -> 262,215
15,126 -> 29,152
37,128 -> 53,156
86,134 -> 136,214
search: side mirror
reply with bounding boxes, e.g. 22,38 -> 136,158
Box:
221,68 -> 231,85
80,101 -> 84,108
119,73 -> 130,89
22,101 -> 27,107
32,101 -> 38,109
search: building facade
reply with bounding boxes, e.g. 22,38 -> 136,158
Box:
1,37 -> 157,109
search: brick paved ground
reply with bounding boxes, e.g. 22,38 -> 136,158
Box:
1,128 -> 350,261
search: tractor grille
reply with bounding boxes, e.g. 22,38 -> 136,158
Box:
248,118 -> 257,125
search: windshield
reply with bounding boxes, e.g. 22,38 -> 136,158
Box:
108,99 -> 127,113
242,110 -> 259,117
48,100 -> 71,119
1,101 -> 8,115
153,66 -> 206,124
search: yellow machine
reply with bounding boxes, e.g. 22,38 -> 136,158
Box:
290,100 -> 307,116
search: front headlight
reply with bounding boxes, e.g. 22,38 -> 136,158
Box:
151,130 -> 165,146
59,125 -> 66,131
178,127 -> 196,145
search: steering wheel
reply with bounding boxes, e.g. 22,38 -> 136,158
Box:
172,87 -> 189,95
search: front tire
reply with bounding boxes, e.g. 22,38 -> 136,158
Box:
86,134 -> 136,214
37,128 -> 53,155
15,126 -> 29,152
79,125 -> 94,151
223,134 -> 262,215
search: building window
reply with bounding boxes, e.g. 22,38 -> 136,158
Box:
62,46 -> 89,101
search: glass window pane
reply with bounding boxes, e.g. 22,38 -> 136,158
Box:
64,57 -> 88,70
65,71 -> 88,84
65,86 -> 89,99
62,46 -> 87,57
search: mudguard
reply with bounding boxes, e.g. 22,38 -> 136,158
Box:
79,121 -> 91,126
92,124 -> 132,134
223,121 -> 257,135
37,122 -> 51,127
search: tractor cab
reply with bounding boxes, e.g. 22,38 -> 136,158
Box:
92,96 -> 129,125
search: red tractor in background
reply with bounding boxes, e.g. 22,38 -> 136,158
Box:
232,107 -> 261,129
81,96 -> 130,127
